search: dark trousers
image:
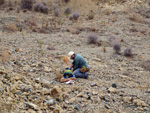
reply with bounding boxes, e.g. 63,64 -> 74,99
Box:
73,68 -> 88,79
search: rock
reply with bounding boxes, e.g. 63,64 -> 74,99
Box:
108,87 -> 117,93
41,79 -> 51,88
123,96 -> 132,103
0,68 -> 7,74
52,104 -> 64,113
4,74 -> 11,80
50,86 -> 63,102
41,88 -> 50,95
35,77 -> 41,83
77,92 -> 85,97
7,97 -> 13,102
133,99 -> 147,107
104,95 -> 111,102
24,102 -> 40,111
46,98 -> 55,106
0,88 -> 4,94
112,83 -> 117,88
27,109 -> 36,113
92,91 -> 98,95
74,104 -> 80,111
90,83 -> 97,87
69,97 -> 76,104
105,104 -> 110,109
14,74 -> 24,81
44,66 -> 52,72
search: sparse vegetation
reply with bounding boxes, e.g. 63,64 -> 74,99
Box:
3,23 -> 18,32
129,13 -> 143,23
0,49 -> 10,63
21,0 -> 33,10
113,43 -> 121,54
0,0 -> 150,113
33,2 -> 40,11
16,6 -> 20,13
87,33 -> 98,44
64,7 -> 71,15
54,8 -> 59,17
124,48 -> 132,57
72,12 -> 80,20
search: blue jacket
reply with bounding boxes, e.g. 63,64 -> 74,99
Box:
72,54 -> 89,71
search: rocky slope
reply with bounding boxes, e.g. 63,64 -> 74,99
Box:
0,0 -> 150,113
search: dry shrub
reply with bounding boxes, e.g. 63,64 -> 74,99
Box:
25,16 -> 37,27
103,8 -> 112,15
124,48 -> 132,57
0,49 -> 10,63
0,0 -> 4,5
21,0 -> 33,10
87,33 -> 98,44
129,13 -> 143,23
3,23 -> 18,32
113,43 -> 121,54
54,70 -> 63,80
62,56 -> 69,66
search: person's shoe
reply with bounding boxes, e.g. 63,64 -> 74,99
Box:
84,75 -> 88,79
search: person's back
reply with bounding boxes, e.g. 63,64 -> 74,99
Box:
73,54 -> 89,71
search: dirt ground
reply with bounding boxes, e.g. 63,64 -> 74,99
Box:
0,0 -> 150,113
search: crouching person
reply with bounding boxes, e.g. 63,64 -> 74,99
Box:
68,51 -> 90,79
60,68 -> 76,82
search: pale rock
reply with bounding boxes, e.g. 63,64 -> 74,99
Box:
69,97 -> 76,103
41,79 -> 51,88
41,88 -> 50,95
28,108 -> 36,113
108,87 -> 117,93
90,83 -> 97,87
92,91 -> 98,95
46,98 -> 55,106
7,97 -> 13,102
133,99 -> 147,107
30,63 -> 37,67
23,65 -> 30,71
14,74 -> 24,81
44,66 -> 52,72
77,92 -> 85,97
25,102 -> 40,111
123,96 -> 132,103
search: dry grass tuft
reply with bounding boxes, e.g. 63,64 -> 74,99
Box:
129,13 -> 143,23
103,9 -> 112,15
140,60 -> 150,71
25,16 -> 37,27
54,70 -> 63,80
3,23 -> 18,32
62,56 -> 69,66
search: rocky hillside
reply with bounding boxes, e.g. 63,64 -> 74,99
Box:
0,0 -> 150,113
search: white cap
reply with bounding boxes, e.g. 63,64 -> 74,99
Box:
68,51 -> 75,58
